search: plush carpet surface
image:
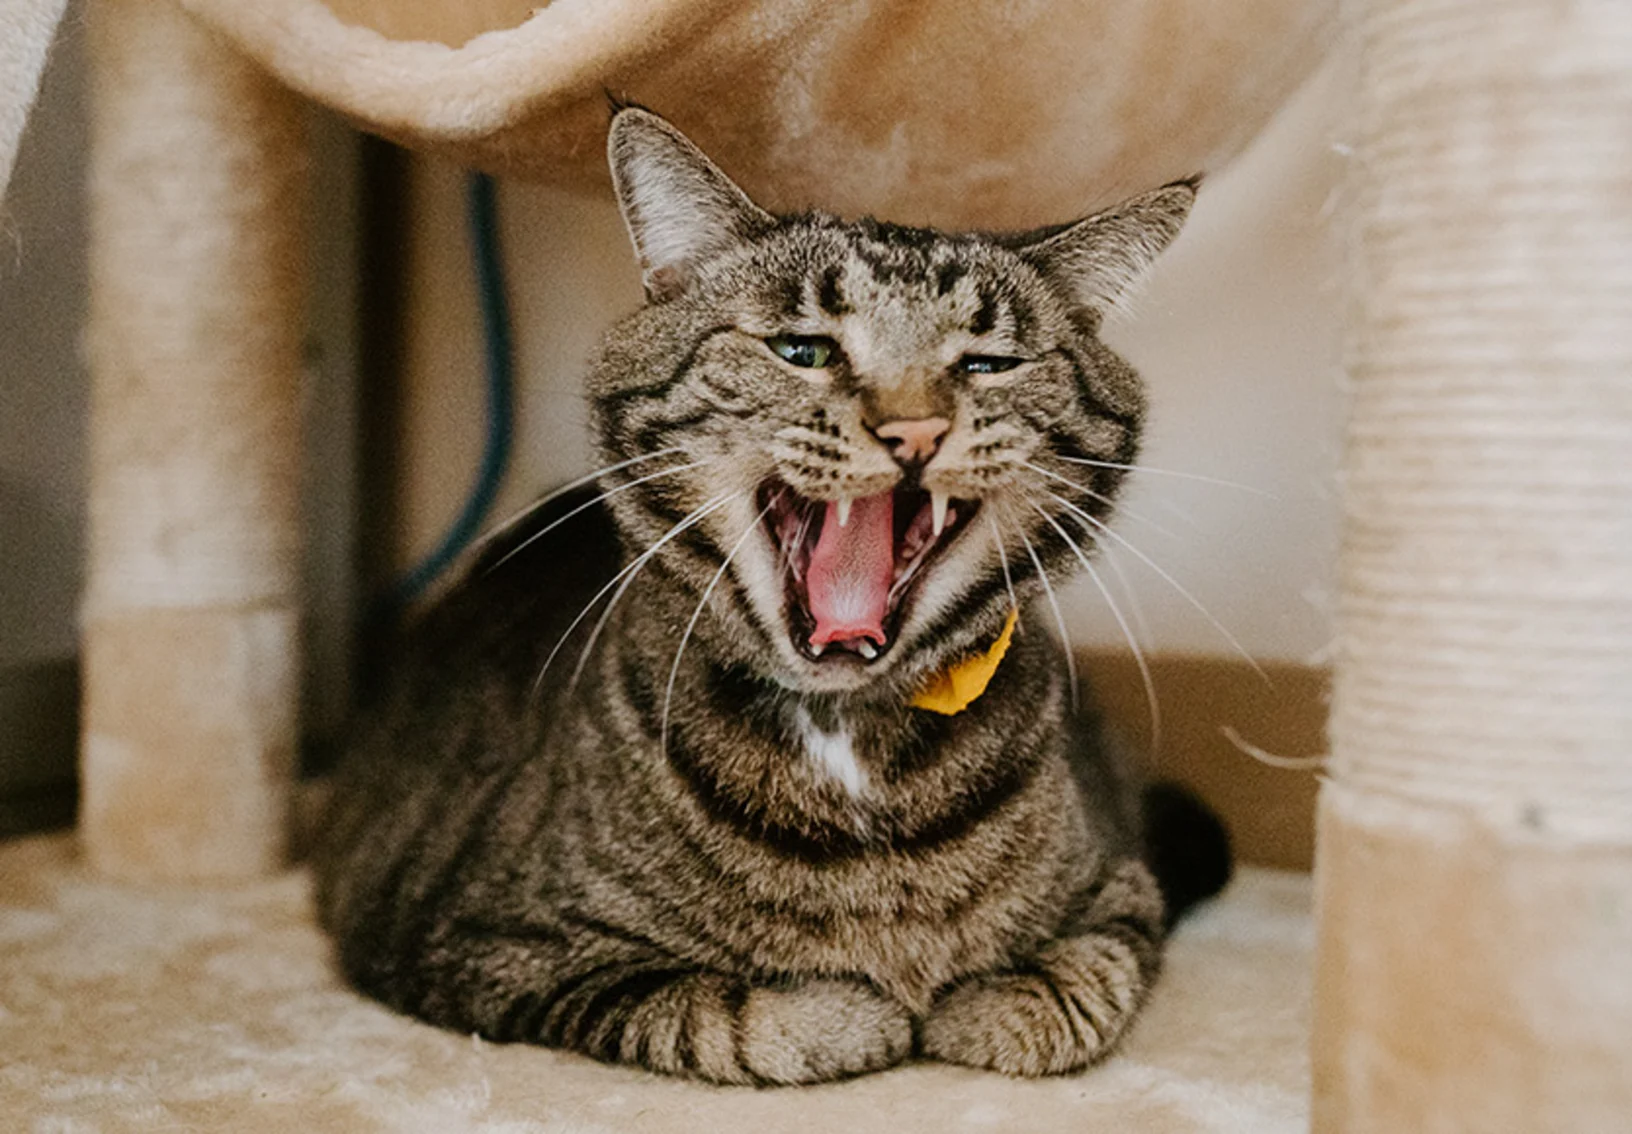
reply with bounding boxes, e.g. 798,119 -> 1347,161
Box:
0,833 -> 1313,1132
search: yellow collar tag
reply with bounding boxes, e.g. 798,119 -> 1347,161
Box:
909,610 -> 1019,716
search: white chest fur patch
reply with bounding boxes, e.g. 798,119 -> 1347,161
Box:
794,707 -> 869,798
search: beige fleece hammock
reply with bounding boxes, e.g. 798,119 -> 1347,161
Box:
2,0 -> 1628,1128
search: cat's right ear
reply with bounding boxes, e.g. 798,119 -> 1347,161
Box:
608,108 -> 772,301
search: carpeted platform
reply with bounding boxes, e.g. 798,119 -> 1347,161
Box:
0,833 -> 1313,1132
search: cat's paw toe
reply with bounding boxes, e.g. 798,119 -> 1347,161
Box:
921,958 -> 1138,1078
737,980 -> 912,1085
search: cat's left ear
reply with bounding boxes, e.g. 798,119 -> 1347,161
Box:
608,107 -> 773,301
1018,178 -> 1200,312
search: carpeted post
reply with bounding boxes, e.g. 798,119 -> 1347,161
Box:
1313,0 -> 1632,1128
81,0 -> 305,880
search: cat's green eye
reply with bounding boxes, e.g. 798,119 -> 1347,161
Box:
957,355 -> 1024,375
766,335 -> 837,369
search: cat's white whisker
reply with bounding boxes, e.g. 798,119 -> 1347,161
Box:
1023,460 -> 1179,541
1098,536 -> 1155,655
1044,489 -> 1268,682
1053,454 -> 1273,497
1036,480 -> 1156,653
481,447 -> 686,545
1220,725 -> 1325,772
1014,515 -> 1079,714
1030,498 -> 1161,757
486,456 -> 712,576
532,491 -> 737,698
986,512 -> 1021,621
568,491 -> 746,691
660,500 -> 774,759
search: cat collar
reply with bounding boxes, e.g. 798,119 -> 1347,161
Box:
909,609 -> 1019,716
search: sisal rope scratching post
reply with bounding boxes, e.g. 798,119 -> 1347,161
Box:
1314,0 -> 1632,1128
81,0 -> 305,880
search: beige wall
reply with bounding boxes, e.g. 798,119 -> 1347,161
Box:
392,53 -> 1348,666
1084,53 -> 1348,665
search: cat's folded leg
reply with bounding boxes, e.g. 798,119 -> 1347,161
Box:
918,858 -> 1165,1077
414,924 -> 911,1085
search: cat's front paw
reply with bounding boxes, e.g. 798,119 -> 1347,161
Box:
734,979 -> 913,1085
621,972 -> 911,1085
920,934 -> 1150,1077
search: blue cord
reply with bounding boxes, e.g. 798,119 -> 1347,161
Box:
386,172 -> 515,612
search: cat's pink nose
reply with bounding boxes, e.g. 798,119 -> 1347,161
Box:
873,417 -> 951,466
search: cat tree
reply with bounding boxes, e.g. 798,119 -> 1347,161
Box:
2,0 -> 1627,1127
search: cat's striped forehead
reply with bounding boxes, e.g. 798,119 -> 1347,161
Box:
760,216 -> 1046,375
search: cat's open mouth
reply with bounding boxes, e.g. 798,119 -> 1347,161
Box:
759,480 -> 977,663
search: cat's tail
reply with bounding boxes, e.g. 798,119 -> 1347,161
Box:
1141,781 -> 1233,930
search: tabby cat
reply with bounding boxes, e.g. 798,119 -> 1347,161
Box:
315,107 -> 1228,1085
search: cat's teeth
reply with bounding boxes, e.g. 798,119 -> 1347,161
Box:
931,492 -> 950,538
809,642 -> 827,658
857,640 -> 878,660
836,497 -> 853,528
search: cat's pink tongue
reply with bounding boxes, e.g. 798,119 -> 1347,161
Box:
806,490 -> 895,647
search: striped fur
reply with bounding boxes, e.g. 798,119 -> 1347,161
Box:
315,109 -> 1201,1083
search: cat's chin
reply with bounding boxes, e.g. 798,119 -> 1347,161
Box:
772,651 -> 892,696
764,621 -> 994,702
